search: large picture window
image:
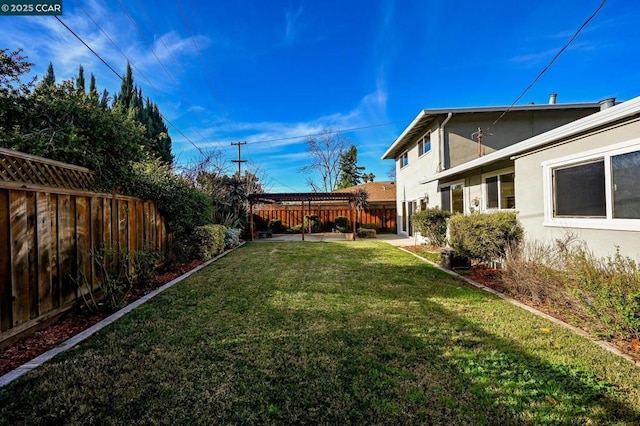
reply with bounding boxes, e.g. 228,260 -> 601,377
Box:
543,140 -> 640,230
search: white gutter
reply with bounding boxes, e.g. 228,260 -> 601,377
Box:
419,95 -> 640,184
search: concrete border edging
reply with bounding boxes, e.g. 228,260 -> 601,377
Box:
0,242 -> 245,388
396,246 -> 639,366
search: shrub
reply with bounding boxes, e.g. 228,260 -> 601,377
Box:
360,223 -> 379,231
225,228 -> 241,249
334,216 -> 350,233
357,228 -> 377,238
192,224 -> 227,261
290,224 -> 303,234
503,235 -> 640,339
268,218 -> 284,233
411,207 -> 451,246
304,215 -> 320,233
449,211 -> 523,262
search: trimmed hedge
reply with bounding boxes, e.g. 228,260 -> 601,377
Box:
334,216 -> 350,233
192,224 -> 227,261
449,212 -> 523,262
411,207 -> 451,247
357,228 -> 377,238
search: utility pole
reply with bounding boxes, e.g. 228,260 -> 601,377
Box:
231,141 -> 247,177
472,127 -> 492,157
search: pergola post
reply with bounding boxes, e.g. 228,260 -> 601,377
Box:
249,200 -> 254,241
351,198 -> 356,240
301,199 -> 305,242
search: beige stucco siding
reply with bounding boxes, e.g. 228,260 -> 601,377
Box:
514,119 -> 640,260
446,109 -> 597,169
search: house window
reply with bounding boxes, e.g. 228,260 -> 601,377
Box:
440,183 -> 464,213
553,160 -> 605,217
612,150 -> 640,219
399,151 -> 409,169
418,133 -> 431,157
543,139 -> 640,230
485,172 -> 515,210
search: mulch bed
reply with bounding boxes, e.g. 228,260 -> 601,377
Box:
0,260 -> 203,377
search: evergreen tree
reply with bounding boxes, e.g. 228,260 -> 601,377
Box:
337,145 -> 364,189
113,62 -> 134,111
42,62 -> 55,86
76,65 -> 85,94
88,73 -> 99,103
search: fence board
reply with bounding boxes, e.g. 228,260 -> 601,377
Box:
58,195 -> 76,305
50,194 -> 59,309
0,190 -> 11,331
10,191 -> 29,326
36,193 -> 53,315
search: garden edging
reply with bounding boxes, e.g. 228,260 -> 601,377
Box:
0,242 -> 245,388
397,246 -> 639,367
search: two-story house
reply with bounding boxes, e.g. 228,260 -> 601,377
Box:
382,96 -> 604,237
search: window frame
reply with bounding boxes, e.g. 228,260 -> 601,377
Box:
482,167 -> 516,211
417,131 -> 431,158
439,179 -> 465,214
399,150 -> 409,169
542,138 -> 640,231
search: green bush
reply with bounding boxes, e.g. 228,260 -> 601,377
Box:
360,223 -> 379,231
304,215 -> 320,233
289,224 -> 303,234
411,207 -> 451,246
449,212 -> 523,262
334,216 -> 350,233
268,218 -> 284,233
357,228 -> 377,238
192,225 -> 227,261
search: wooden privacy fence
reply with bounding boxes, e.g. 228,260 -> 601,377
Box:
0,148 -> 166,343
253,203 -> 397,231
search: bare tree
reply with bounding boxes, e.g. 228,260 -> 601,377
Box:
300,128 -> 349,192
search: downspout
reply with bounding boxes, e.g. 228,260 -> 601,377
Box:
438,112 -> 453,172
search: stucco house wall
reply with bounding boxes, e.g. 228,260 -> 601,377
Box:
515,118 -> 640,260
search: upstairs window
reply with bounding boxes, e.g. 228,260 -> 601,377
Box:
399,151 -> 409,169
418,132 -> 431,157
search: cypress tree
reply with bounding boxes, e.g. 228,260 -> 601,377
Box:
42,62 -> 55,86
76,65 -> 85,93
88,73 -> 99,103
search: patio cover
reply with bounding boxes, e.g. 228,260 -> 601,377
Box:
248,192 -> 358,241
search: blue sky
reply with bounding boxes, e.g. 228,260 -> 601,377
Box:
2,0 -> 639,191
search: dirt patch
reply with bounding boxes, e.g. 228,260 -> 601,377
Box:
0,259 -> 203,377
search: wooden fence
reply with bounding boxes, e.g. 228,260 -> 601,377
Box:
0,149 -> 166,343
253,203 -> 397,231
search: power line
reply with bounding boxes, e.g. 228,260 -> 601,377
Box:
491,0 -> 608,127
54,15 -> 206,156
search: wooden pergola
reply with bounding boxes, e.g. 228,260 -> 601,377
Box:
247,192 -> 358,241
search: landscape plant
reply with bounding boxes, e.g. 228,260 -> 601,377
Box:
503,235 -> 640,339
411,207 -> 451,246
449,211 -> 523,262
192,224 -> 227,261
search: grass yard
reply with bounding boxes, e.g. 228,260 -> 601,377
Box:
2,241 -> 640,425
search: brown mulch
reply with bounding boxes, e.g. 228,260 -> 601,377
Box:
0,260 -> 203,377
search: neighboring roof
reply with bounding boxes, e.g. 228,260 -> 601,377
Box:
333,181 -> 396,202
381,101 -> 603,160
419,96 -> 640,184
248,192 -> 356,204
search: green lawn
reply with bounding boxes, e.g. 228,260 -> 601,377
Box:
2,241 -> 640,425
